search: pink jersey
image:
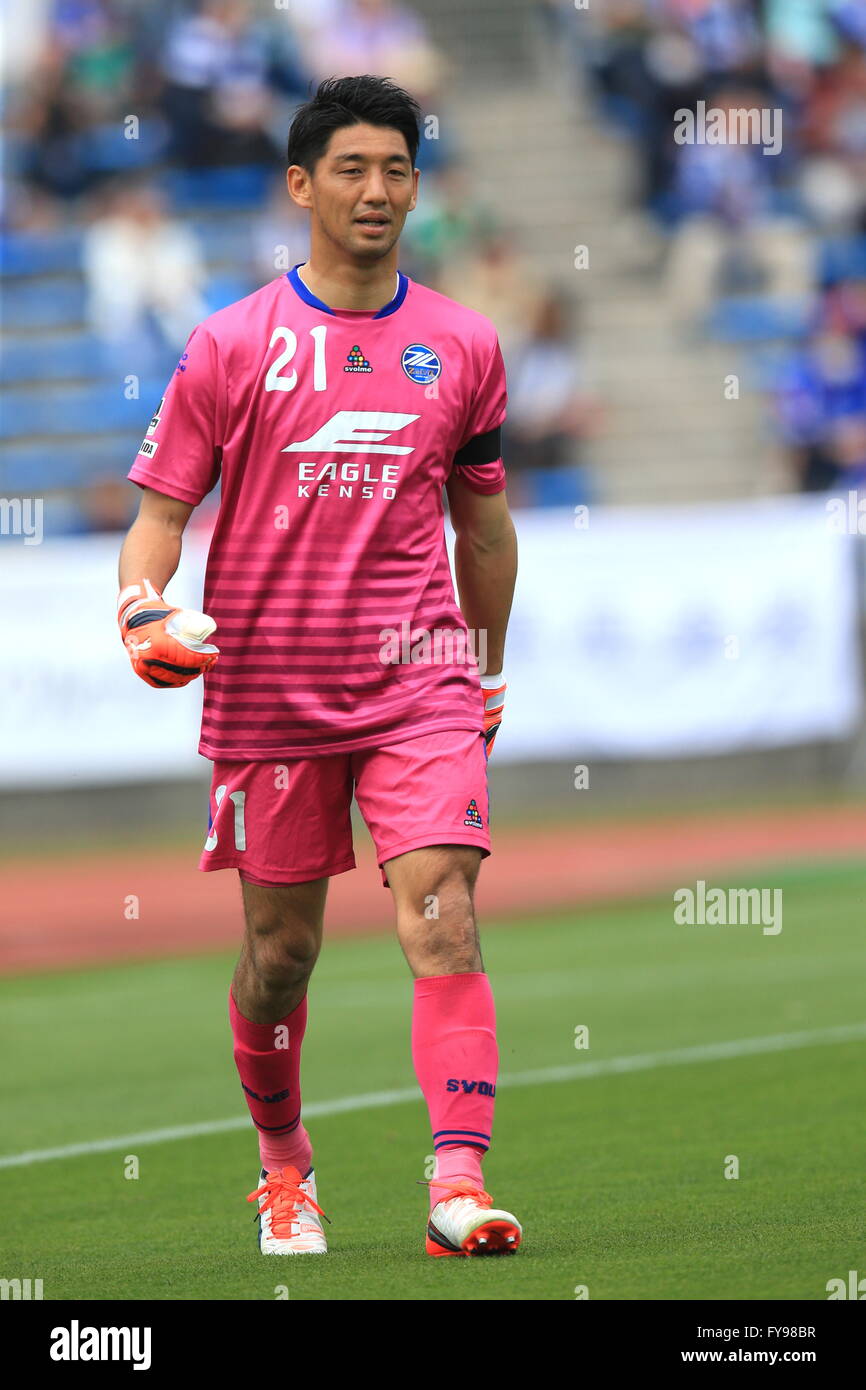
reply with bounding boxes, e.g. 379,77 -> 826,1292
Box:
128,265 -> 507,759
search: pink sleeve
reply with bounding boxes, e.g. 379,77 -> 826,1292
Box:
127,325 -> 226,505
450,332 -> 507,495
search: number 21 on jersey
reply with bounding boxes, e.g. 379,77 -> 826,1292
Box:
264,325 -> 328,393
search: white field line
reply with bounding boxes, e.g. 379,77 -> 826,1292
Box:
1,1021 -> 864,1172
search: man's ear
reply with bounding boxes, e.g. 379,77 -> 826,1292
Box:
286,165 -> 312,211
408,167 -> 420,213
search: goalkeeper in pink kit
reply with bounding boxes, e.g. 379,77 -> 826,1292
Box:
118,75 -> 520,1258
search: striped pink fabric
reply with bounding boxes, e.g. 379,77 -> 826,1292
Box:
128,269 -> 507,758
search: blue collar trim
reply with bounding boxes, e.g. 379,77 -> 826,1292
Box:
286,264 -> 408,318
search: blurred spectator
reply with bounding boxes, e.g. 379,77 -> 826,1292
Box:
402,165 -> 498,284
0,0 -> 50,83
774,276 -> 866,492
502,291 -> 602,506
160,0 -> 307,169
764,0 -> 844,94
13,0 -> 151,201
301,0 -> 445,109
800,41 -> 866,214
294,0 -> 455,171
82,181 -> 207,351
664,84 -> 813,323
4,0 -> 607,530
437,232 -> 545,363
831,0 -> 866,51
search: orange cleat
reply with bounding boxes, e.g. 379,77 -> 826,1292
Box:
247,1165 -> 329,1255
423,1178 -> 522,1257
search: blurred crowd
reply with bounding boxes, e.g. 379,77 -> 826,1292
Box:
541,0 -> 866,495
2,0 -> 597,532
9,1 -> 865,529
8,0 -> 447,209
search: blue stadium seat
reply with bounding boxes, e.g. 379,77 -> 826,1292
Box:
705,296 -> 812,343
0,381 -> 165,440
522,465 -> 595,509
0,229 -> 84,277
84,119 -> 168,174
0,493 -> 90,541
741,343 -> 800,393
159,164 -> 274,210
819,235 -> 866,286
0,435 -> 144,491
204,273 -> 257,313
3,278 -> 86,329
0,333 -> 115,384
189,216 -> 254,264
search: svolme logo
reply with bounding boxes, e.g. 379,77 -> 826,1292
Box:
49,1321 -> 152,1371
674,880 -> 782,935
674,100 -> 783,156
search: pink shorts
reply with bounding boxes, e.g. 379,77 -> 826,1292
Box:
199,728 -> 491,888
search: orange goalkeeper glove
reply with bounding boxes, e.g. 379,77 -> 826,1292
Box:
481,672 -> 506,757
118,578 -> 219,688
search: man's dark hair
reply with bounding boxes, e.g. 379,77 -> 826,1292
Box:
287,75 -> 422,174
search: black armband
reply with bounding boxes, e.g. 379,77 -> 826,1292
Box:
453,425 -> 502,470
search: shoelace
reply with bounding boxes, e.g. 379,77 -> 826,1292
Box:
417,1177 -> 493,1208
247,1170 -> 331,1233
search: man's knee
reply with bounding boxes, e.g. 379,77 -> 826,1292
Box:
246,928 -> 318,990
392,846 -> 481,919
240,883 -> 323,989
392,849 -> 483,972
426,868 -> 477,935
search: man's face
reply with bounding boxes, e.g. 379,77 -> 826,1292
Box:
288,122 -> 418,260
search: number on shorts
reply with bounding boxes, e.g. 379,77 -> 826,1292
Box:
204,785 -> 246,852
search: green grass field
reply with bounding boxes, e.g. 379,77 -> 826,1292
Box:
1,862 -> 864,1301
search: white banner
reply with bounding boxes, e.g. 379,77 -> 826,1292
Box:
493,495 -> 862,759
0,532 -> 211,788
0,496 -> 861,787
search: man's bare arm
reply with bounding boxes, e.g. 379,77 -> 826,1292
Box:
445,476 -> 518,676
119,487 -> 195,592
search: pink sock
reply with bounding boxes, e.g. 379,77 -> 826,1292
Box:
229,988 -> 313,1176
411,972 -> 498,1211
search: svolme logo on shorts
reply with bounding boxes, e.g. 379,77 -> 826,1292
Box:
49,1320 -> 152,1371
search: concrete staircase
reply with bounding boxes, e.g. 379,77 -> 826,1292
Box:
413,1 -> 789,503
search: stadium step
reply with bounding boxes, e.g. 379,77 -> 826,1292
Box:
440,40 -> 783,505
